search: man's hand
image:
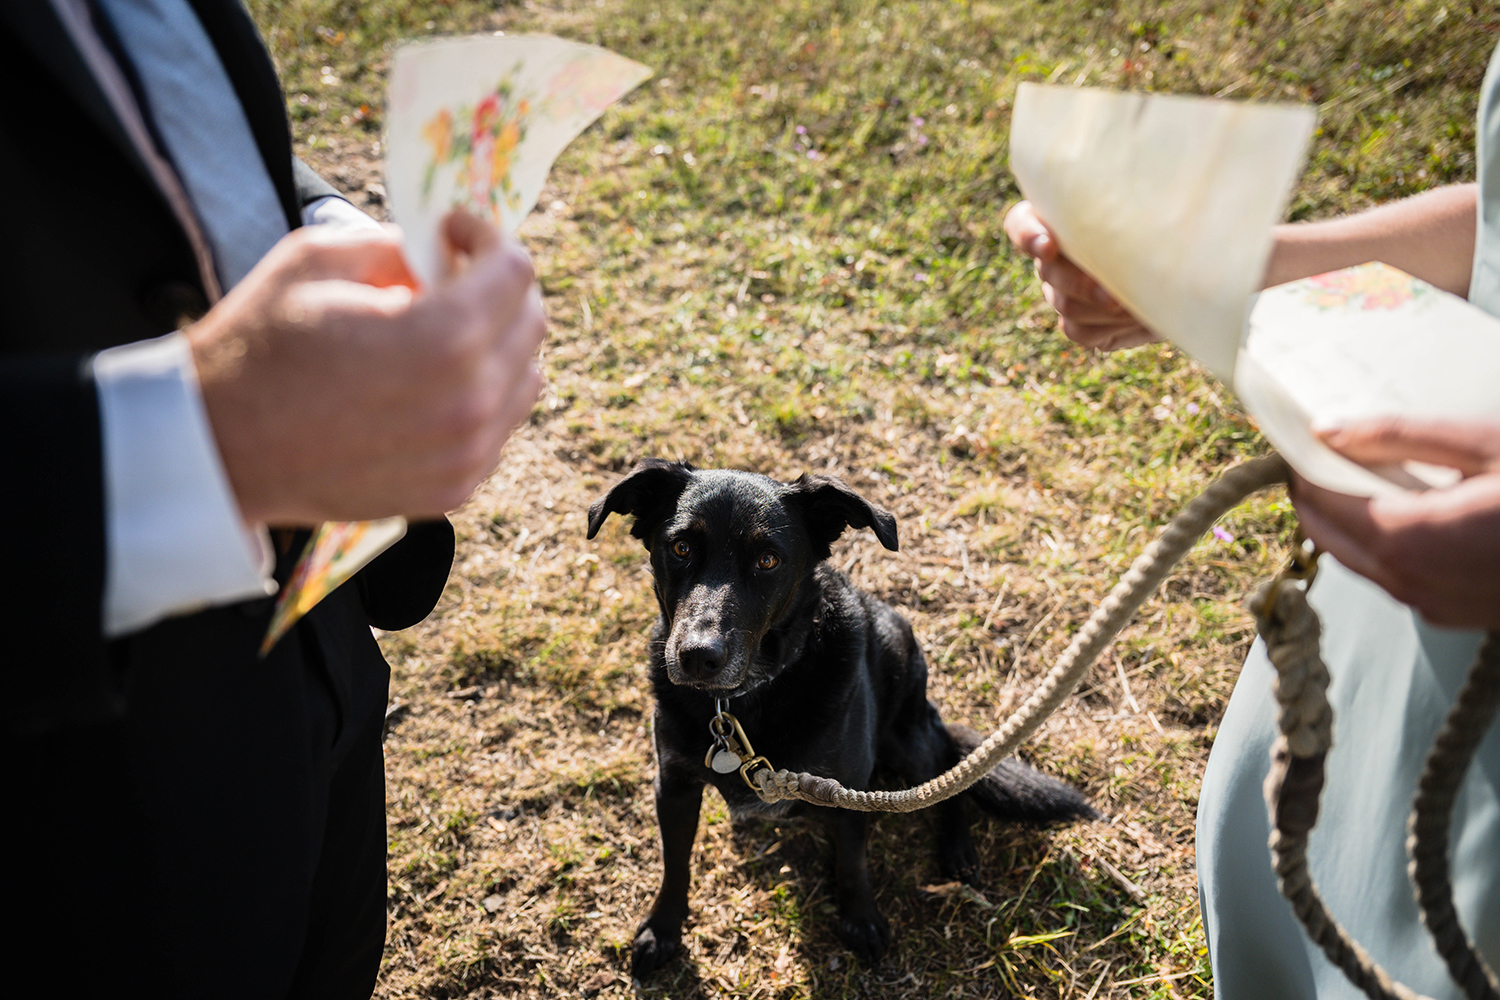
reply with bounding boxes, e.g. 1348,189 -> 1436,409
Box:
189,209 -> 546,525
1002,200 -> 1160,351
1291,418 -> 1500,630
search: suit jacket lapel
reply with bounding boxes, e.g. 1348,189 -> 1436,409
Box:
0,3 -> 154,189
2,0 -> 301,233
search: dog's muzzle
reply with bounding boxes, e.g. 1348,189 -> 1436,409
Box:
666,584 -> 754,689
668,625 -> 750,690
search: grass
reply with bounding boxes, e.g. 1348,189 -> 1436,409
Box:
245,0 -> 1497,997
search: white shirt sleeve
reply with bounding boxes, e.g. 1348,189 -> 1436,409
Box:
301,194 -> 383,231
96,198 -> 382,638
95,331 -> 274,637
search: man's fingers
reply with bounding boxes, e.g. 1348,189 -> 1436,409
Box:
495,362 -> 545,433
283,225 -> 418,289
443,207 -> 503,260
447,236 -> 536,332
287,280 -> 417,331
417,361 -> 544,516
1319,417 -> 1500,477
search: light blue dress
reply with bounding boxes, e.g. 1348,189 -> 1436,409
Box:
1195,39 -> 1500,1000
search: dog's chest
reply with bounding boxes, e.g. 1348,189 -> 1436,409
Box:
655,687 -> 877,819
655,738 -> 810,820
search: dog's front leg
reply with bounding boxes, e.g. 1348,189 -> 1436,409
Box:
632,771 -> 703,978
826,808 -> 891,965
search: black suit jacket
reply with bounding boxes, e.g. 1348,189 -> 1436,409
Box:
0,1 -> 454,735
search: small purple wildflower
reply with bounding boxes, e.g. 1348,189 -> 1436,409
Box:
912,116 -> 925,127
795,125 -> 807,135
1186,402 -> 1200,415
1212,526 -> 1234,543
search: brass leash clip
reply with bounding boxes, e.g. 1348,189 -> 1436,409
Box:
705,701 -> 773,791
1263,531 -> 1321,620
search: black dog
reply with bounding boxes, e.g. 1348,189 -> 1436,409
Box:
587,460 -> 1096,977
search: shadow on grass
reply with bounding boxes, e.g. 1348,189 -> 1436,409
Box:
623,797 -> 1116,998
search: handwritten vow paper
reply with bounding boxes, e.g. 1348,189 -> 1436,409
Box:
262,35 -> 651,654
1009,82 -> 1500,498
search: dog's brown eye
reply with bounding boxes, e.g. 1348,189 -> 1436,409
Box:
756,551 -> 780,571
671,539 -> 692,559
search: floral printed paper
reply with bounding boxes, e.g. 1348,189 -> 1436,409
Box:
1240,262 -> 1500,496
260,517 -> 407,656
262,35 -> 649,654
387,34 -> 652,284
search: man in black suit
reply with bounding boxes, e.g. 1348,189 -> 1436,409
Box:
1,2 -> 545,996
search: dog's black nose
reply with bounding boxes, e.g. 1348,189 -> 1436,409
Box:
677,635 -> 727,681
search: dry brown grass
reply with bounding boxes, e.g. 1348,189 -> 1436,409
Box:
371,386 -> 1253,1000
362,193 -> 1281,996
249,0 -> 1496,995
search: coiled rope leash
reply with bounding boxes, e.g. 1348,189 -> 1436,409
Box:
728,452 -> 1498,1000
1254,556 -> 1500,1000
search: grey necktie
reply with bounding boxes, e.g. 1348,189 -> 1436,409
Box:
94,0 -> 289,290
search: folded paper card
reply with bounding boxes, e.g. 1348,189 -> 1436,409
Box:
260,518 -> 408,656
386,33 -> 652,284
262,35 -> 650,654
1009,82 -> 1500,497
1240,262 -> 1500,495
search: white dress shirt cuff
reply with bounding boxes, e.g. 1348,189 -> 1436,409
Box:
95,331 -> 274,637
301,194 -> 382,231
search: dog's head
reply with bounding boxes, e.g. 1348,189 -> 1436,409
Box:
587,459 -> 898,694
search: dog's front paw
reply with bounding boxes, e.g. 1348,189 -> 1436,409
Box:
837,909 -> 891,966
631,919 -> 682,979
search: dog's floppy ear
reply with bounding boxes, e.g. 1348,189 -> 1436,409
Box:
586,459 -> 697,548
785,474 -> 899,559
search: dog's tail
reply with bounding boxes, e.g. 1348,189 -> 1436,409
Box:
947,724 -> 1099,824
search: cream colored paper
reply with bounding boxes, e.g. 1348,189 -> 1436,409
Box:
1007,85 -> 1495,498
1010,83 -> 1315,382
386,34 -> 651,285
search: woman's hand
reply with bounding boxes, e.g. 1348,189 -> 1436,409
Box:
1291,417 -> 1500,630
1003,200 -> 1161,351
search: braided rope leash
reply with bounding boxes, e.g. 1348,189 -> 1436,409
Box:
1252,563 -> 1500,1000
746,453 -> 1293,812
741,450 -> 1499,1000
1409,630 -> 1500,1000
